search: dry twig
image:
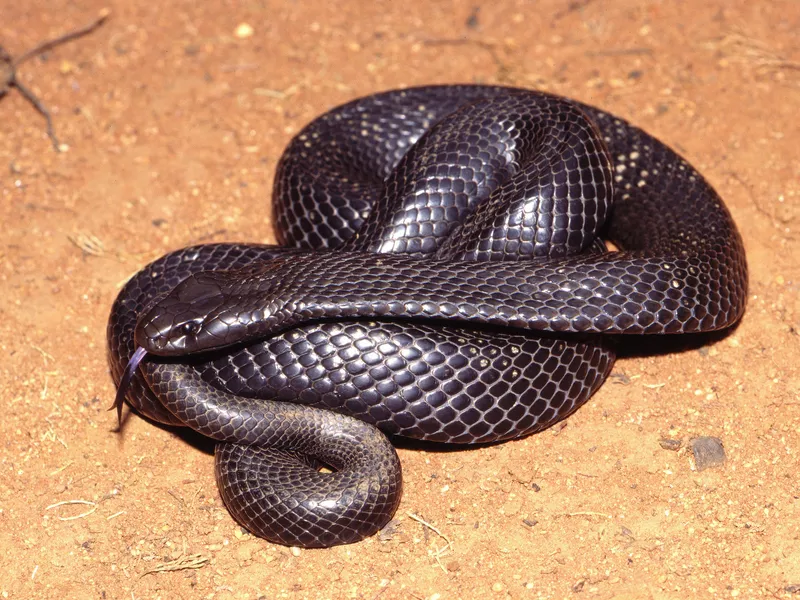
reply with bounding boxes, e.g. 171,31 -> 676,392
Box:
1,9 -> 109,150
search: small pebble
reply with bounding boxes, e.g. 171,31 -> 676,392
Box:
290,546 -> 301,557
785,584 -> 800,594
659,438 -> 682,451
378,519 -> 400,541
620,526 -> 634,538
234,23 -> 254,39
492,582 -> 504,592
691,436 -> 726,471
465,7 -> 480,29
234,542 -> 255,562
610,372 -> 631,385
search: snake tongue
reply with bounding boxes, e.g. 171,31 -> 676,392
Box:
110,346 -> 148,427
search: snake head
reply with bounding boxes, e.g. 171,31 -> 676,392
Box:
134,258 -> 298,356
134,270 -> 246,356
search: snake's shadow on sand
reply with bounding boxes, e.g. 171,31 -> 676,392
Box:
113,322 -> 742,460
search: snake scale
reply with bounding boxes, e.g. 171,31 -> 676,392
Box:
108,85 -> 747,548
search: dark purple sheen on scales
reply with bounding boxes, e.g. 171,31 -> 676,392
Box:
107,85 -> 747,548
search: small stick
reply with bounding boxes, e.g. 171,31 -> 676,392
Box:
0,9 -> 109,150
14,10 -> 110,67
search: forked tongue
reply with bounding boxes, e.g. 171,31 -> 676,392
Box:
110,346 -> 148,426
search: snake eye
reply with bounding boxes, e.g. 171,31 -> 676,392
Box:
181,321 -> 201,336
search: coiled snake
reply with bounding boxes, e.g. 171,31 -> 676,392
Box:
108,85 -> 747,548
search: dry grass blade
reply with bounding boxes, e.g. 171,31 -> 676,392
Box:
45,499 -> 97,520
709,32 -> 800,73
143,554 -> 209,576
407,512 -> 453,572
68,231 -> 105,256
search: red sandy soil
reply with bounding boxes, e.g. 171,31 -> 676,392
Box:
1,1 -> 798,598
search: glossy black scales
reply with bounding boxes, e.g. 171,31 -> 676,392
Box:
108,85 -> 747,548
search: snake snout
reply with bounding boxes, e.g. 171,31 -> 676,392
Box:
134,272 -> 230,355
134,311 -> 200,354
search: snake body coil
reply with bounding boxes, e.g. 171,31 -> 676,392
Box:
108,85 -> 747,547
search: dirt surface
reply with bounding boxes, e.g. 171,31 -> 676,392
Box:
1,1 -> 799,598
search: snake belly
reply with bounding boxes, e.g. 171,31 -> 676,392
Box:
108,85 -> 747,548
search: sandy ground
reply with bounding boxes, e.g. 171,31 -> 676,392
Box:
1,1 -> 799,598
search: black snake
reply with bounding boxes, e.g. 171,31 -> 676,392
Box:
108,85 -> 748,548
